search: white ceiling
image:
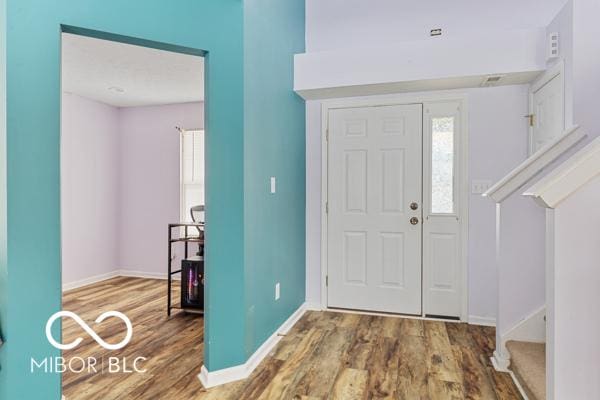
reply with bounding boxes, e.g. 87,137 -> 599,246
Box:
61,33 -> 204,107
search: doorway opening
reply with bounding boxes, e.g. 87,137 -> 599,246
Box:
528,60 -> 565,155
60,30 -> 207,398
322,97 -> 468,320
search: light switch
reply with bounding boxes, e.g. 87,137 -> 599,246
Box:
270,177 -> 276,194
472,180 -> 493,194
275,283 -> 280,300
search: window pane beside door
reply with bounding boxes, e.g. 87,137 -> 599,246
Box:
431,117 -> 454,214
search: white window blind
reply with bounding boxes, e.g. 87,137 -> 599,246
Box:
180,130 -> 204,225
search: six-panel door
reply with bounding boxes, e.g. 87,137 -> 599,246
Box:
327,104 -> 423,315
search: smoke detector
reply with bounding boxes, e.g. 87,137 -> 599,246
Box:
481,75 -> 505,87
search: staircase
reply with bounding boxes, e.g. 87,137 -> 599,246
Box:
507,340 -> 546,400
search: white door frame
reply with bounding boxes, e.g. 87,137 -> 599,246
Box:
320,93 -> 469,321
528,59 -> 565,156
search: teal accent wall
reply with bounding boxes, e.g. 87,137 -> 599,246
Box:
0,1 -> 246,398
243,0 -> 306,356
0,0 -> 7,399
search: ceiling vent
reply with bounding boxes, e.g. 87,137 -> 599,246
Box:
481,75 -> 505,87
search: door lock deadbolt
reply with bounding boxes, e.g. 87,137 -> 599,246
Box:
410,202 -> 419,210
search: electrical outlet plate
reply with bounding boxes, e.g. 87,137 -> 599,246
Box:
547,32 -> 559,60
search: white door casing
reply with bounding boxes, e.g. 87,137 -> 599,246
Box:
326,104 -> 423,315
529,62 -> 565,155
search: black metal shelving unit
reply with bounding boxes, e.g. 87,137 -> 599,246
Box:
167,222 -> 205,316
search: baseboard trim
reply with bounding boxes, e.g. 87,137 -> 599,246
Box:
492,349 -> 530,399
62,271 -> 120,291
507,369 -> 530,400
198,302 -> 308,388
62,269 -> 180,291
305,301 -> 323,311
117,269 -> 180,280
468,315 -> 497,327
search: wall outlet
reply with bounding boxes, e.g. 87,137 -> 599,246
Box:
275,282 -> 280,300
270,177 -> 276,194
472,180 -> 493,195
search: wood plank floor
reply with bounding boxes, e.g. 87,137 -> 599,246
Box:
62,277 -> 522,399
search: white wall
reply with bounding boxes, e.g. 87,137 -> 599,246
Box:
571,0 -> 600,141
61,93 -> 120,286
544,5 -> 600,395
468,86 -> 532,320
306,85 -> 530,320
61,95 -> 203,287
496,195 -> 546,350
550,175 -> 600,399
295,28 -> 545,99
547,0 -> 574,128
118,102 -> 203,276
306,0 -> 568,53
548,0 -> 600,141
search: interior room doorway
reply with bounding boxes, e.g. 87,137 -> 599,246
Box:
529,61 -> 565,154
60,31 -> 207,398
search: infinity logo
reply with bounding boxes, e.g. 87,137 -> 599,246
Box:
46,311 -> 133,350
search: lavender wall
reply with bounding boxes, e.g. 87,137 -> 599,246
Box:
305,0 -> 568,53
118,102 -> 203,275
61,93 -> 120,286
61,95 -> 203,287
467,85 -> 531,321
305,85 -> 530,322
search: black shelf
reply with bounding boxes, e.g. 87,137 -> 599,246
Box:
167,222 -> 205,317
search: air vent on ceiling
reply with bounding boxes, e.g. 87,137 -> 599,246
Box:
481,75 -> 505,87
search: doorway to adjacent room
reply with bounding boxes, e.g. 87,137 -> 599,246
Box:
60,30 -> 207,398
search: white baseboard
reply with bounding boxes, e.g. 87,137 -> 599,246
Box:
117,269 -> 180,280
62,270 -> 120,291
507,369 -> 531,400
468,315 -> 497,327
198,302 -> 308,388
305,301 -> 323,311
62,269 -> 180,291
492,354 -> 531,400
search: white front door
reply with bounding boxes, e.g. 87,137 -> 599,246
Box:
530,71 -> 564,154
327,104 -> 423,315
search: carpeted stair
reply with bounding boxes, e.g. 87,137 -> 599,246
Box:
507,340 -> 546,400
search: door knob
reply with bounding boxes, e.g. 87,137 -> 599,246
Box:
410,217 -> 419,225
410,202 -> 419,210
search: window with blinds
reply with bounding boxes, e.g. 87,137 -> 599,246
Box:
180,130 -> 204,226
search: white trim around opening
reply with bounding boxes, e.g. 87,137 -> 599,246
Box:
319,93 -> 469,321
